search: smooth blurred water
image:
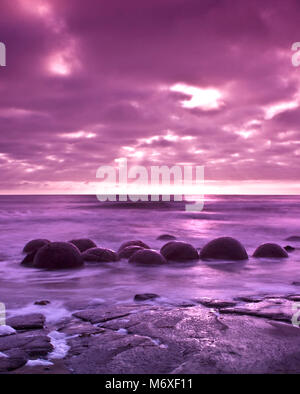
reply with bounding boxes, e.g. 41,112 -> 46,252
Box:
0,195 -> 300,321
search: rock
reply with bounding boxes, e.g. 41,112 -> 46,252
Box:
199,237 -> 248,261
129,249 -> 167,265
285,236 -> 300,242
160,241 -> 199,261
66,303 -> 300,373
253,243 -> 288,258
118,240 -> 150,253
73,305 -> 141,324
20,252 -> 36,267
0,349 -> 27,372
33,242 -> 83,269
219,298 -> 293,322
82,247 -> 118,262
6,314 -> 45,330
68,238 -> 97,253
284,245 -> 295,252
23,239 -> 50,254
0,332 -> 53,357
118,245 -> 144,259
234,295 -> 264,303
194,297 -> 237,308
21,239 -> 51,267
34,300 -> 50,306
134,293 -> 159,301
157,234 -> 176,240
0,325 -> 16,337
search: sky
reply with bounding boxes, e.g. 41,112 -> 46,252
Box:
0,0 -> 300,194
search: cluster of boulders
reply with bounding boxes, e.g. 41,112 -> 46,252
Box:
20,235 -> 297,270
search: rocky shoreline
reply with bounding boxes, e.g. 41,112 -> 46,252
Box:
2,292 -> 300,374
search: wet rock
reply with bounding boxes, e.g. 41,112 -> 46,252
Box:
0,349 -> 27,372
234,295 -> 264,303
285,236 -> 300,242
157,234 -> 176,241
129,249 -> 167,265
292,282 -> 300,286
199,237 -> 248,261
134,293 -> 159,302
160,241 -> 199,261
219,298 -> 293,322
284,245 -> 295,252
0,325 -> 16,337
33,242 -> 83,269
194,297 -> 237,308
253,243 -> 288,258
82,247 -> 118,262
21,239 -> 51,267
68,238 -> 97,253
118,240 -> 150,253
7,314 -> 45,330
73,305 -> 141,324
34,300 -> 50,306
0,332 -> 53,357
66,303 -> 300,373
23,239 -> 50,254
118,245 -> 144,259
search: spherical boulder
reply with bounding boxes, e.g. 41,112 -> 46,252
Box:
284,245 -> 295,252
33,242 -> 83,269
23,239 -> 50,254
253,243 -> 288,258
285,236 -> 300,242
118,245 -> 144,259
82,247 -> 118,262
21,239 -> 51,267
118,240 -> 150,253
129,249 -> 166,265
157,234 -> 176,240
68,238 -> 97,252
200,237 -> 248,261
160,241 -> 199,261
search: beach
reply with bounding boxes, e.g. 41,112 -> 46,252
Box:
1,194 -> 300,373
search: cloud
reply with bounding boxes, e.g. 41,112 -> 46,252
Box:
0,0 -> 300,193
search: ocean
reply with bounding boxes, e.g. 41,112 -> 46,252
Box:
0,194 -> 299,323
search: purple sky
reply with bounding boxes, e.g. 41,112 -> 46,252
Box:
0,0 -> 300,194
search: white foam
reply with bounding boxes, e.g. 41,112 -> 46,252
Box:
0,325 -> 16,336
48,331 -> 70,360
8,301 -> 71,324
26,359 -> 54,367
0,352 -> 8,358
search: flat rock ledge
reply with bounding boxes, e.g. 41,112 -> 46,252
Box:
3,295 -> 300,374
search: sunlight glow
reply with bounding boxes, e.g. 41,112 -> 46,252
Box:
170,83 -> 223,110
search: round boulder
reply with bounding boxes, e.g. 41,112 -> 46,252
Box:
33,242 -> 83,269
160,241 -> 199,261
118,245 -> 144,259
157,234 -> 177,241
23,239 -> 50,254
69,238 -> 97,252
200,237 -> 248,261
21,239 -> 51,267
253,243 -> 288,258
118,240 -> 150,253
82,247 -> 118,262
129,249 -> 166,265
